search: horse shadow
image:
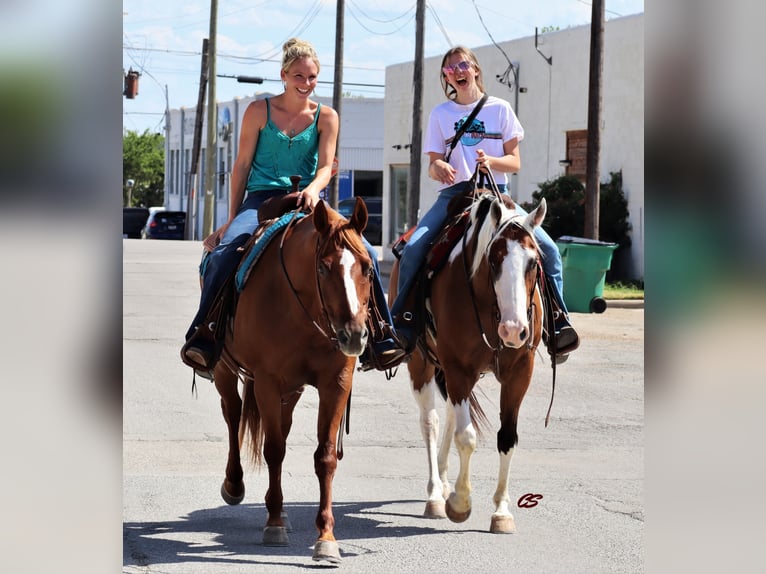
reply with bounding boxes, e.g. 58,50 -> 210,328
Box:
123,499 -> 477,569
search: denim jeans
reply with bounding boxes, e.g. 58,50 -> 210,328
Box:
186,196 -> 394,340
390,182 -> 569,319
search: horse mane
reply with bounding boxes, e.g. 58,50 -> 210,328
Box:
468,195 -> 542,278
321,208 -> 369,261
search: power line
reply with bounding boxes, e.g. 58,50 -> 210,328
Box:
122,44 -> 384,71
346,1 -> 415,35
426,2 -> 452,47
346,0 -> 415,24
471,0 -> 517,92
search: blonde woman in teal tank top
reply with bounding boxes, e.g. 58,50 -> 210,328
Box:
182,38 -> 406,375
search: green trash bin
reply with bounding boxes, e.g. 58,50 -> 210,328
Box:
555,236 -> 618,314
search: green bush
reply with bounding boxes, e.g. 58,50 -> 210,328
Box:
521,171 -> 633,281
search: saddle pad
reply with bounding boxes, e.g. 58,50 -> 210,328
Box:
425,210 -> 470,277
235,212 -> 306,292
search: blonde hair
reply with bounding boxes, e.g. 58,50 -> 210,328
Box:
281,38 -> 320,74
440,46 -> 485,101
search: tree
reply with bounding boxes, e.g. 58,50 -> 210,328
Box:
123,129 -> 164,207
522,171 -> 633,281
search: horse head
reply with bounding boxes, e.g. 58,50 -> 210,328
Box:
311,198 -> 373,356
470,195 -> 547,349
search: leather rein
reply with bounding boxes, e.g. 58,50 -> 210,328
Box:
278,208 -> 341,349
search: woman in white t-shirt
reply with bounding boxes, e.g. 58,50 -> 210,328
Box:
391,46 -> 579,362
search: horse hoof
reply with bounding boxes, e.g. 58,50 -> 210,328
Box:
424,500 -> 447,519
445,499 -> 471,523
262,526 -> 289,547
220,481 -> 245,505
280,511 -> 293,532
312,539 -> 341,564
490,514 -> 517,534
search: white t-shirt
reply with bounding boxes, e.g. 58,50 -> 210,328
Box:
424,95 -> 524,190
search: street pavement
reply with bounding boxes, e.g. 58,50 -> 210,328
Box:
123,239 -> 643,573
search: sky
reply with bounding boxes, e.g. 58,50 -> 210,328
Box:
122,0 -> 644,134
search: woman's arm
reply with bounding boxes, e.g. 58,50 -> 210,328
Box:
427,152 -> 457,185
228,101 -> 266,221
475,137 -> 521,174
299,105 -> 339,210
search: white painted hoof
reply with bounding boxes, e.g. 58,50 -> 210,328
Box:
490,513 -> 517,534
445,497 -> 471,523
262,526 -> 289,546
280,510 -> 293,532
220,481 -> 245,505
424,499 -> 447,519
312,539 -> 341,564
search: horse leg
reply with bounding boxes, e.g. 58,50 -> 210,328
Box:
310,384 -> 350,564
445,395 -> 477,523
490,378 -> 528,534
275,387 -> 304,533
437,396 -> 455,501
257,384 -> 290,547
214,365 -> 245,505
409,355 -> 446,518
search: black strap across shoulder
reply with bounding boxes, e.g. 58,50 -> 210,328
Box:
445,93 -> 488,163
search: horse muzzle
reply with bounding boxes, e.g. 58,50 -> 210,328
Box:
497,320 -> 529,349
334,324 -> 369,356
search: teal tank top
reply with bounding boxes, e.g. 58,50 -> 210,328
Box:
245,99 -> 321,204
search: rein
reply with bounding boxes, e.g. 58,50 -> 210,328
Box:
278,209 -> 338,347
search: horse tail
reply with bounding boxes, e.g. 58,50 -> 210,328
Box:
436,368 -> 492,439
468,390 -> 492,441
240,378 -> 264,467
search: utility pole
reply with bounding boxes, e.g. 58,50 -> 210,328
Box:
203,0 -> 218,237
186,38 -> 209,240
330,0 -> 344,208
407,0 -> 425,228
584,0 -> 604,239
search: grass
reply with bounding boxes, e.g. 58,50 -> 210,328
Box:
603,280 -> 644,300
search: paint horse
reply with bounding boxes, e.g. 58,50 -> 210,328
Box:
391,193 -> 547,533
212,197 -> 372,563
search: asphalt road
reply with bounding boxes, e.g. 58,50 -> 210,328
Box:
123,239 -> 643,573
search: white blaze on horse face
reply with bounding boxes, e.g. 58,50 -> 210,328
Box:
495,239 -> 533,348
339,248 -> 361,316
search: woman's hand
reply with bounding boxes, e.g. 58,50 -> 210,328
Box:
476,149 -> 492,173
297,188 -> 320,211
430,159 -> 457,185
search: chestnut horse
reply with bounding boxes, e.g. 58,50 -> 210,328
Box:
390,193 -> 547,533
211,198 -> 372,564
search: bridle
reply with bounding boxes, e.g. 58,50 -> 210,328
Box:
278,208 -> 370,350
461,211 -> 543,356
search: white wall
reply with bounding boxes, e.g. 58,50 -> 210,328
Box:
383,14 -> 644,279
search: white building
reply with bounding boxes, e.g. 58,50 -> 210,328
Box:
384,14 -> 643,279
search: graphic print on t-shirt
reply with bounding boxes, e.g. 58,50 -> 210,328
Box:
454,117 -> 484,147
453,116 -> 502,147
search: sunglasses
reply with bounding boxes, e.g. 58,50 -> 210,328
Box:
442,60 -> 471,75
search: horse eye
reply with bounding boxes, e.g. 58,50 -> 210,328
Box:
318,260 -> 331,276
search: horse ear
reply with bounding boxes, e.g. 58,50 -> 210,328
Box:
525,198 -> 547,229
313,200 -> 330,234
350,196 -> 369,235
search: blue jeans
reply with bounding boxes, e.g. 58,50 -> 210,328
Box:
390,181 -> 570,320
186,196 -> 394,340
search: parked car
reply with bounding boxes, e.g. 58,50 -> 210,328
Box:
123,207 -> 150,239
337,196 -> 382,245
142,209 -> 186,240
